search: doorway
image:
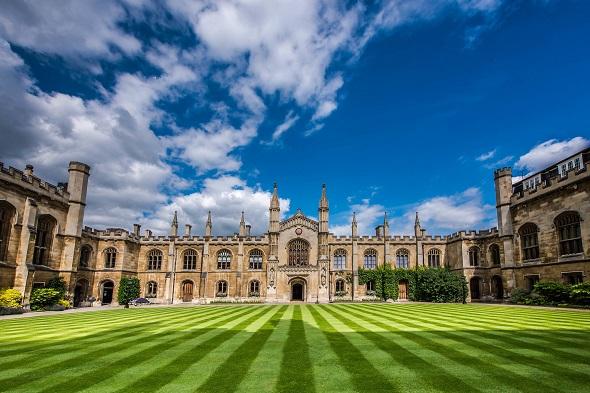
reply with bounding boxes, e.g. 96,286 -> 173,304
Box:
74,279 -> 89,307
101,281 -> 114,304
491,276 -> 503,299
291,280 -> 305,301
398,280 -> 408,300
470,277 -> 481,300
182,281 -> 194,302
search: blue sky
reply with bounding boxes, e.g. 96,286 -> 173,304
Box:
0,1 -> 589,236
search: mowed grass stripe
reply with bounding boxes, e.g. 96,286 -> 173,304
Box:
33,306 -> 257,393
0,306 -> 242,393
196,306 -> 288,393
109,306 -> 272,393
371,304 -> 590,368
324,305 -> 483,393
399,304 -> 590,348
352,304 -> 590,391
0,308 -> 187,345
275,305 -> 316,393
300,305 -> 355,393
307,305 -> 397,393
0,307 -> 226,369
156,306 -> 285,393
336,304 -> 557,393
234,306 -> 295,393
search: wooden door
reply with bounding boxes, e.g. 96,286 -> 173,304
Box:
182,281 -> 194,302
398,280 -> 408,300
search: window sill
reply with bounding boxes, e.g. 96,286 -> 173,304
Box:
248,269 -> 263,271
522,258 -> 543,265
558,253 -> 585,263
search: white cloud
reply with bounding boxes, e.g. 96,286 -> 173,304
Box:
515,137 -> 590,174
0,0 -> 141,60
144,176 -> 290,235
331,198 -> 385,236
400,188 -> 495,234
267,111 -> 299,143
476,149 -> 496,161
483,155 -> 513,169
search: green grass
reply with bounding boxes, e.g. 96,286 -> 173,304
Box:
1,304 -> 589,393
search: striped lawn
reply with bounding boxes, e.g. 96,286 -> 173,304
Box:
0,304 -> 589,393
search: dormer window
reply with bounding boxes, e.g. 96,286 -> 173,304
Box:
523,175 -> 541,191
558,154 -> 584,177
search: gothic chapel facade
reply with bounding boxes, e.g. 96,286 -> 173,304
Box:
1,147 -> 589,306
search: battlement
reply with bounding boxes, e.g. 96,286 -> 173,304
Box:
494,167 -> 512,178
446,227 -> 498,241
512,165 -> 588,204
0,162 -> 70,204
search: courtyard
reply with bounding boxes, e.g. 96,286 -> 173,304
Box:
0,303 -> 589,393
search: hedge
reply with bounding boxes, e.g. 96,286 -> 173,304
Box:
358,265 -> 468,303
510,281 -> 590,307
118,277 -> 140,307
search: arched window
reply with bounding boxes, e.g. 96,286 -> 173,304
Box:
248,249 -> 263,270
520,223 -> 540,261
146,281 -> 158,298
364,249 -> 377,269
333,249 -> 346,270
33,215 -> 55,265
79,245 -> 92,268
469,247 -> 480,267
555,212 -> 583,255
217,249 -> 231,270
396,249 -> 409,269
249,280 -> 260,296
288,239 -> 309,266
335,279 -> 345,293
147,249 -> 163,270
104,247 -> 117,269
0,201 -> 15,262
216,280 -> 228,297
490,244 -> 501,266
427,248 -> 441,268
183,249 -> 198,270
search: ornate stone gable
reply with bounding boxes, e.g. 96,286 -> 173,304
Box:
279,209 -> 318,232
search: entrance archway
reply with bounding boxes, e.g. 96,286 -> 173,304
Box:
491,275 -> 503,299
74,279 -> 89,307
470,277 -> 481,300
290,278 -> 306,301
182,280 -> 194,302
101,280 -> 114,305
398,280 -> 408,300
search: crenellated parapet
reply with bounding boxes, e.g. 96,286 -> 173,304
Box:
446,227 -> 498,241
0,162 -> 70,204
512,165 -> 588,205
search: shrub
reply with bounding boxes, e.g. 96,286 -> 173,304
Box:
571,282 -> 590,305
46,277 -> 68,298
0,288 -> 22,308
30,288 -> 62,311
58,299 -> 72,309
509,288 -> 530,304
533,281 -> 571,304
117,277 -> 140,307
358,265 -> 467,303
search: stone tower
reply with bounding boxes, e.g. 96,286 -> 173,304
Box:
267,183 -> 280,295
318,184 -> 329,301
494,167 -> 515,289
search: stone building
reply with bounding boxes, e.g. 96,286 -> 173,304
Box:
0,148 -> 588,306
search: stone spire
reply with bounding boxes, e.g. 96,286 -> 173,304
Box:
414,211 -> 421,238
351,211 -> 357,237
239,211 -> 246,236
205,211 -> 212,237
319,183 -> 328,209
270,182 -> 279,209
383,211 -> 389,237
170,210 -> 178,237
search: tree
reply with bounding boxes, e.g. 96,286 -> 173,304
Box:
117,277 -> 140,307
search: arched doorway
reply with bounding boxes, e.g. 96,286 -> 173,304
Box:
290,278 -> 306,301
491,276 -> 503,299
470,277 -> 481,300
182,280 -> 194,302
398,280 -> 408,300
101,280 -> 114,305
74,279 -> 89,307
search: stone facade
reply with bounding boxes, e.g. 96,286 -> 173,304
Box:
1,148 -> 589,306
